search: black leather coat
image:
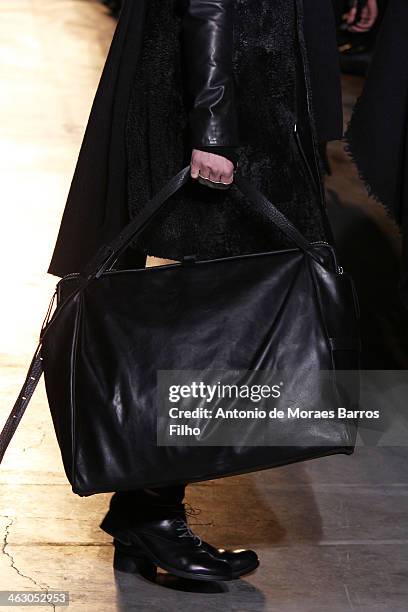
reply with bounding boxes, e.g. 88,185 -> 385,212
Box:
179,0 -> 240,156
176,0 -> 341,156
48,0 -> 342,276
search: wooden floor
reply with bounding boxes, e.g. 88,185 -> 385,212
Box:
0,1 -> 407,611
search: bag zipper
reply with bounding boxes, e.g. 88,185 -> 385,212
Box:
58,241 -> 344,287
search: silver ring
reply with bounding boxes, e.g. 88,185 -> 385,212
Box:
198,172 -> 231,186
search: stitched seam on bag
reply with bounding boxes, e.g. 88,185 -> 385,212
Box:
102,243 -> 335,276
308,258 -> 333,367
131,449 -> 354,491
70,293 -> 83,489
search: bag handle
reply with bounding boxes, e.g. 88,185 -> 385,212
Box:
233,173 -> 322,260
0,165 -> 325,463
82,165 -> 323,279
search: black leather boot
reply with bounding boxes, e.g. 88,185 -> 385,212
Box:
100,510 -> 259,581
196,540 -> 259,578
113,539 -> 157,581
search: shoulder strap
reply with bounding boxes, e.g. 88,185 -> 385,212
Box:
0,345 -> 44,462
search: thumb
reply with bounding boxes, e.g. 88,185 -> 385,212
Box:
346,6 -> 356,24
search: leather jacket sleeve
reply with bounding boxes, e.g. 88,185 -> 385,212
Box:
180,0 -> 240,149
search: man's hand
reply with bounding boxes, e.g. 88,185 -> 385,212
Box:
346,0 -> 378,33
190,149 -> 234,188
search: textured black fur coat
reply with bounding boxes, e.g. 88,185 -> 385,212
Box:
48,0 -> 342,276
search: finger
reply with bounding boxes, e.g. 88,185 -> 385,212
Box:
357,6 -> 371,27
354,5 -> 376,29
220,170 -> 234,185
208,166 -> 222,183
349,23 -> 371,32
199,163 -> 211,180
360,5 -> 369,18
367,6 -> 378,27
199,164 -> 221,183
346,7 -> 356,24
190,158 -> 200,179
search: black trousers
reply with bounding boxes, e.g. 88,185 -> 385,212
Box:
109,484 -> 187,522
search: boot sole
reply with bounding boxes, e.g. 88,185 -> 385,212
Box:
230,559 -> 260,579
115,544 -> 259,579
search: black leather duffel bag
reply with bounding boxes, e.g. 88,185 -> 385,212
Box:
0,166 -> 360,495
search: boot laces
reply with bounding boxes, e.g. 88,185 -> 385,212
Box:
140,501 -> 204,545
174,518 -> 202,546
